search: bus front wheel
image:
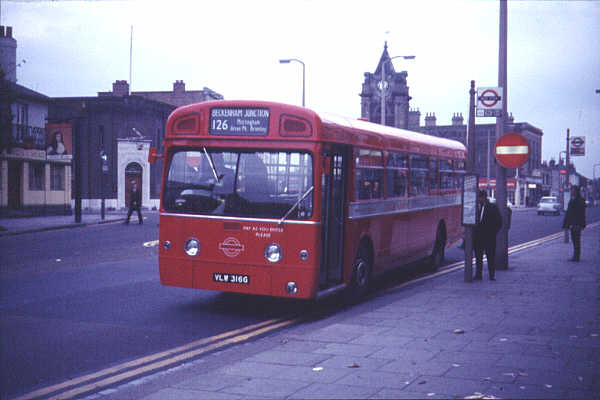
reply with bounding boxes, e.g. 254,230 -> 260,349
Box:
348,247 -> 372,301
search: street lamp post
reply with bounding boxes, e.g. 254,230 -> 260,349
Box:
380,55 -> 415,126
279,58 -> 305,107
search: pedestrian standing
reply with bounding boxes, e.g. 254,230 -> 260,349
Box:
473,190 -> 502,281
562,185 -> 586,261
125,181 -> 143,224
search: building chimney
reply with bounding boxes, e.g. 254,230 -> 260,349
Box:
451,112 -> 464,126
407,108 -> 421,130
112,80 -> 130,97
173,80 -> 185,93
424,112 -> 437,128
0,25 -> 17,82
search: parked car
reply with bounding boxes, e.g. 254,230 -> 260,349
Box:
537,196 -> 561,215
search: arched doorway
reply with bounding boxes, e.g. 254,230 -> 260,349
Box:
125,162 -> 143,207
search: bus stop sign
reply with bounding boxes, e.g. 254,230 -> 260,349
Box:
494,133 -> 530,169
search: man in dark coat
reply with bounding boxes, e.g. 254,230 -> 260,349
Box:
562,185 -> 586,261
473,190 -> 503,280
125,181 -> 143,224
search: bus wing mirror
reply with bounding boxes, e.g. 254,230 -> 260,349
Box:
148,147 -> 163,164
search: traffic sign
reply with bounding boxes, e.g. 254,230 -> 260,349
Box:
476,87 -> 503,117
570,136 -> 585,156
494,133 -> 530,168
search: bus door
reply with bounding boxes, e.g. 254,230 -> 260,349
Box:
319,145 -> 348,288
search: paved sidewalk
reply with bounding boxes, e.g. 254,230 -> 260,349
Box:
81,225 -> 599,400
0,211 -> 153,236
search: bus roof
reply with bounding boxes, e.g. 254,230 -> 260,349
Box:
318,111 -> 466,157
166,100 -> 466,159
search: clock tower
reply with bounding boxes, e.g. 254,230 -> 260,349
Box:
360,42 -> 412,128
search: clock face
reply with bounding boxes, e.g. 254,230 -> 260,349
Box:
377,80 -> 389,92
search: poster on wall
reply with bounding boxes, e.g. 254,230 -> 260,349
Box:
45,123 -> 73,160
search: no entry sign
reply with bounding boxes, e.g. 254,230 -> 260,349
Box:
494,133 -> 530,168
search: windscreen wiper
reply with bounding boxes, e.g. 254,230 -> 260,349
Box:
202,147 -> 223,182
278,186 -> 314,226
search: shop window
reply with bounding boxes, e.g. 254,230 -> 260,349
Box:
28,162 -> 44,191
51,164 -> 65,190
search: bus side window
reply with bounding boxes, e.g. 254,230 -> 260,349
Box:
358,173 -> 372,200
439,159 -> 453,190
355,148 -> 383,200
429,158 -> 439,192
386,152 -> 408,198
454,159 -> 466,189
409,154 -> 428,196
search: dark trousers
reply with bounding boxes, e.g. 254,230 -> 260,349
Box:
570,227 -> 582,260
126,205 -> 143,224
474,238 -> 496,278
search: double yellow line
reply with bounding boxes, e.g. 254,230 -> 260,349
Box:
14,318 -> 299,400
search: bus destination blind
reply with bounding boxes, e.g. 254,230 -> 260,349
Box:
210,108 -> 270,136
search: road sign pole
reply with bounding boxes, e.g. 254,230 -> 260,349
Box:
564,128 -> 570,243
465,80 -> 476,282
495,0 -> 509,270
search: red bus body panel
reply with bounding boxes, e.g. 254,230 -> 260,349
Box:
159,215 -> 321,299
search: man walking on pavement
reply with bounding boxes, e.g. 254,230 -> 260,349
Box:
473,190 -> 502,280
125,181 -> 143,224
562,185 -> 586,261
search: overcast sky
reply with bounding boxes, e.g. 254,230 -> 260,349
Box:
3,0 -> 599,178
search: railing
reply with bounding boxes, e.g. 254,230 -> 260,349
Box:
11,124 -> 46,149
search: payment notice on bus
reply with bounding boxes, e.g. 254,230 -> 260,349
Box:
210,108 -> 270,136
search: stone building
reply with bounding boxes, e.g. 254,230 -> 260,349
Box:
49,94 -> 174,211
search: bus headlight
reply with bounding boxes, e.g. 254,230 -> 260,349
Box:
299,250 -> 309,261
184,238 -> 200,257
286,282 -> 298,295
264,243 -> 283,263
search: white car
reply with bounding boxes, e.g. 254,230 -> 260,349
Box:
537,196 -> 561,215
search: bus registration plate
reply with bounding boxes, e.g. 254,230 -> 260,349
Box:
213,273 -> 250,285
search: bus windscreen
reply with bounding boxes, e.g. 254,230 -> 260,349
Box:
164,150 -> 313,219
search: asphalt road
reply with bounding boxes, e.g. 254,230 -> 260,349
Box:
1,207 -> 599,399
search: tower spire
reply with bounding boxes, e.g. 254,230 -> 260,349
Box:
375,41 -> 391,76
